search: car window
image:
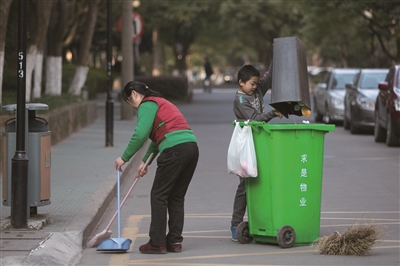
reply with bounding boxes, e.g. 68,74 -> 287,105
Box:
321,72 -> 331,84
360,73 -> 388,89
386,68 -> 393,84
353,72 -> 361,86
331,73 -> 356,90
397,70 -> 400,88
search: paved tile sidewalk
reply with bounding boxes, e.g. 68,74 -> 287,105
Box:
0,93 -> 145,265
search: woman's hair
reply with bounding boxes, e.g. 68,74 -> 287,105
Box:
122,81 -> 163,103
237,65 -> 260,83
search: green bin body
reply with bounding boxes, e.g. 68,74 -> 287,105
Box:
240,122 -> 335,247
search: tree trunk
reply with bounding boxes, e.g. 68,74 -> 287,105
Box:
68,65 -> 89,95
120,0 -> 134,120
46,0 -> 68,96
0,0 -> 13,106
32,0 -> 53,99
68,0 -> 100,96
45,56 -> 62,95
173,25 -> 194,76
152,27 -> 162,76
26,0 -> 53,101
25,45 -> 37,102
33,53 -> 44,99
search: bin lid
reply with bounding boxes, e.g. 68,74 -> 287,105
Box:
270,37 -> 311,118
234,121 -> 335,132
2,103 -> 49,112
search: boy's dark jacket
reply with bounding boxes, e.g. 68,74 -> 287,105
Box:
233,63 -> 276,122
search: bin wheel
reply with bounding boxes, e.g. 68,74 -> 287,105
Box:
277,226 -> 296,248
236,222 -> 253,244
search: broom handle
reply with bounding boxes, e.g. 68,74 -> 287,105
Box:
105,153 -> 154,232
117,169 -> 121,238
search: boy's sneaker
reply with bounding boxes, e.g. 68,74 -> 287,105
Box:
167,243 -> 182,253
230,226 -> 238,242
139,242 -> 167,254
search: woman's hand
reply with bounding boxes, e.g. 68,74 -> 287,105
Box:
136,161 -> 149,177
115,157 -> 126,172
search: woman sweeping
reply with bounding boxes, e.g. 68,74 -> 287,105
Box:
115,81 -> 199,254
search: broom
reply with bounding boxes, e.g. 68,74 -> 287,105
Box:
86,153 -> 153,248
315,223 -> 386,256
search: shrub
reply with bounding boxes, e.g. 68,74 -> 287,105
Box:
1,64 -> 108,109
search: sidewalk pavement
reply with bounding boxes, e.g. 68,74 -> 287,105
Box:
0,93 -> 145,265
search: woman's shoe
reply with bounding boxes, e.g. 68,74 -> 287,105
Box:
139,242 -> 167,254
167,243 -> 182,253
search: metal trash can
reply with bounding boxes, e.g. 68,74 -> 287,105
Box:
2,103 -> 51,209
235,121 -> 335,248
270,36 -> 311,118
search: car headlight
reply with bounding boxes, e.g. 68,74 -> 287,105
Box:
331,97 -> 343,107
356,96 -> 374,110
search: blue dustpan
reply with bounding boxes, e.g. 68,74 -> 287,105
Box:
97,170 -> 132,252
96,237 -> 132,251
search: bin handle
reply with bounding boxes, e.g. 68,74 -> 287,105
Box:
33,117 -> 48,126
4,117 -> 15,127
261,123 -> 272,136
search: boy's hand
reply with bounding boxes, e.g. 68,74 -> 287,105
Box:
273,109 -> 283,119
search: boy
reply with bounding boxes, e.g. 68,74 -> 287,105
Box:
230,63 -> 282,241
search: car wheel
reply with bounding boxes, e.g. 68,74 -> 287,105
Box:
322,104 -> 330,124
374,110 -> 386,143
343,115 -> 350,130
350,114 -> 360,134
386,113 -> 400,147
313,99 -> 322,122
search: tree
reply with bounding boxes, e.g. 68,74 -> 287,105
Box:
45,0 -> 69,96
68,0 -> 101,96
297,0 -> 399,67
0,0 -> 13,106
139,0 -> 222,76
219,0 -> 304,66
358,1 -> 400,64
25,0 -> 53,101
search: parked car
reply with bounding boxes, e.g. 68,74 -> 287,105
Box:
374,65 -> 400,146
344,69 -> 388,134
313,68 -> 359,123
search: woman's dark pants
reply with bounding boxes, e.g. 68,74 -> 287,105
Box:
149,142 -> 199,246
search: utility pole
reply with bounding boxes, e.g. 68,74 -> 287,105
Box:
11,0 -> 28,228
120,0 -> 134,120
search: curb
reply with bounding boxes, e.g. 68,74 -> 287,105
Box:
0,147 -> 146,266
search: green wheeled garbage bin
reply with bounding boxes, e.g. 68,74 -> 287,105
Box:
235,122 -> 335,248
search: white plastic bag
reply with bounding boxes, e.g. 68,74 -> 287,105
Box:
227,121 -> 258,177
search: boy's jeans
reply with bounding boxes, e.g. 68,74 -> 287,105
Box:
231,176 -> 246,226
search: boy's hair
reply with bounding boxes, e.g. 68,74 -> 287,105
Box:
237,65 -> 260,83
